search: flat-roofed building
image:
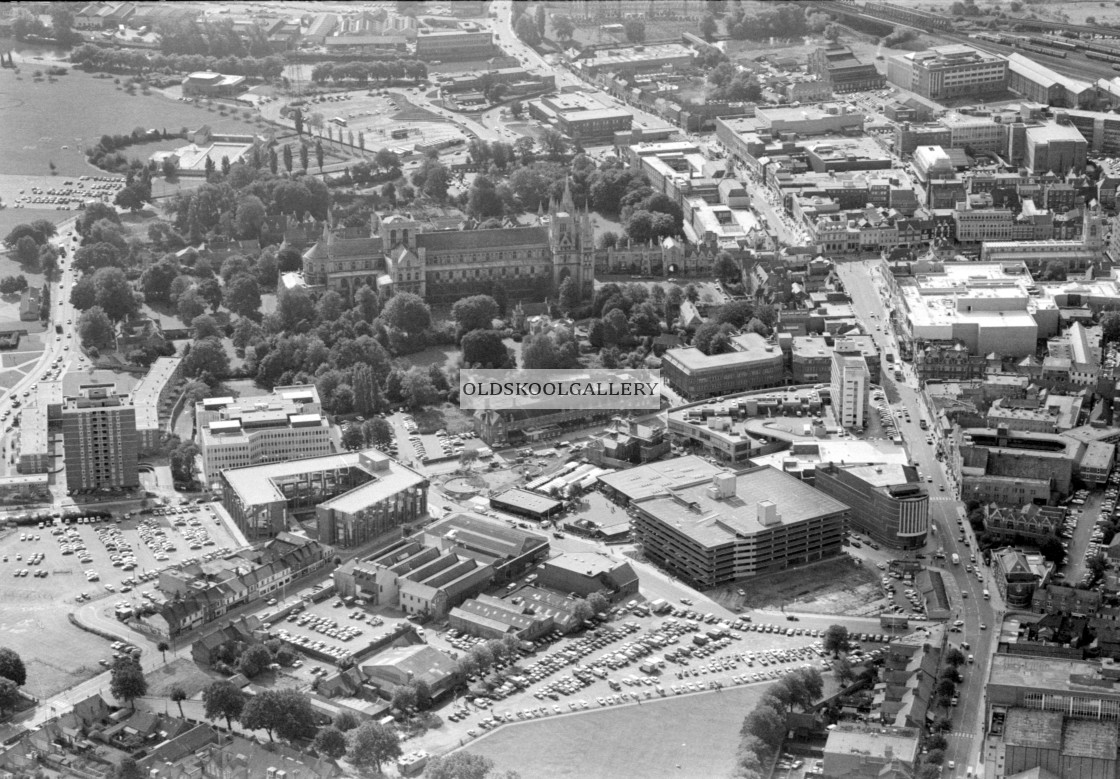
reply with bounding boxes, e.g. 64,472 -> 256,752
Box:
62,384 -> 139,492
631,465 -> 849,587
1079,441 -> 1115,486
887,45 -> 1009,100
414,28 -> 494,61
1001,709 -> 1118,779
197,385 -> 331,483
1023,122 -> 1089,176
220,449 -> 428,543
831,344 -> 870,429
449,594 -> 553,641
130,357 -> 183,451
181,72 -> 247,97
598,455 -> 726,504
822,724 -> 920,779
808,45 -> 885,93
661,332 -> 785,401
815,463 -> 929,550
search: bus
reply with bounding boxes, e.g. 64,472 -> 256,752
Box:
330,117 -> 347,127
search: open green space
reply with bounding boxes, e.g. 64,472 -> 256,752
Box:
0,64 -> 250,178
468,684 -> 772,779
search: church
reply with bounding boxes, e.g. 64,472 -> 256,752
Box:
299,181 -> 595,305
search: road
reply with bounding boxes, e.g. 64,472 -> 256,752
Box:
838,261 -> 998,778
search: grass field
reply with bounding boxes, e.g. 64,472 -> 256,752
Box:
0,62 -> 248,179
468,685 -> 773,779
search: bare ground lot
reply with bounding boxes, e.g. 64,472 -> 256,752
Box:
708,557 -> 883,617
468,683 -> 774,779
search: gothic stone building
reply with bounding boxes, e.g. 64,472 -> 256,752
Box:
301,184 -> 594,305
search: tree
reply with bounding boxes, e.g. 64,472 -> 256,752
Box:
299,143 -> 309,172
334,711 -> 360,732
140,260 -> 180,304
383,292 -> 431,335
282,144 -> 293,174
183,337 -> 230,381
203,680 -> 245,730
169,685 -> 188,717
226,275 -> 262,318
116,757 -> 144,779
238,644 -> 274,678
1102,311 -> 1120,345
515,13 -> 541,46
824,22 -> 842,41
741,702 -> 786,752
169,441 -> 199,484
78,306 -> 115,350
452,295 -> 500,335
462,329 -> 512,368
623,18 -> 645,42
425,752 -> 497,779
0,649 -> 26,687
1089,552 -> 1110,579
315,139 -> 325,172
178,290 -> 206,324
403,369 -> 438,410
342,425 -> 365,451
241,689 -> 317,743
91,267 -> 139,322
833,656 -> 855,685
945,648 -> 966,668
553,15 -> 576,41
715,252 -> 740,284
192,313 -> 222,341
363,417 -> 394,448
700,13 -> 718,40
347,721 -> 402,774
110,658 -> 147,709
313,725 -> 348,759
823,624 -> 849,658
392,685 -> 418,713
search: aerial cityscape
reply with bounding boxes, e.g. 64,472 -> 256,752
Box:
6,0 -> 1120,777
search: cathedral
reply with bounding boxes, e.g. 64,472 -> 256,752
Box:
299,181 -> 595,306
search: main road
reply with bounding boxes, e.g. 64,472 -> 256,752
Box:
838,260 -> 998,779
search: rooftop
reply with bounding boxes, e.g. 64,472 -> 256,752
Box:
1008,53 -> 1092,95
824,724 -> 920,763
598,455 -> 726,502
635,465 -> 849,549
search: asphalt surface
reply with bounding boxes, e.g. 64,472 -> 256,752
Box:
838,261 -> 999,777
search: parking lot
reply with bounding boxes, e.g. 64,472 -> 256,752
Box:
413,604 -> 893,747
1062,474 -> 1120,584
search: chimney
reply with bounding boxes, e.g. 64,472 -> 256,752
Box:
758,500 -> 780,526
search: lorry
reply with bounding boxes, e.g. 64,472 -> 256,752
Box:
951,553 -> 960,565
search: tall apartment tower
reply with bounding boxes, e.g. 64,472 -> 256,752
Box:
62,384 -> 139,492
831,347 -> 871,429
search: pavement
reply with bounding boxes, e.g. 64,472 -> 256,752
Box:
838,260 -> 998,778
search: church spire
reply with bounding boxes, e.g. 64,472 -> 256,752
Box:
561,177 -> 575,213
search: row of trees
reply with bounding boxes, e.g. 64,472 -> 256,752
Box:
734,668 -> 823,779
308,60 -> 428,85
70,43 -> 285,80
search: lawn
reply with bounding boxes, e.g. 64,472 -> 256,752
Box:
146,658 -> 217,698
0,64 -> 249,179
468,685 -> 774,779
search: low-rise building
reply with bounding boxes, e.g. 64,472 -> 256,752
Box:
220,449 -> 428,543
993,547 -> 1052,609
808,45 -> 885,93
181,71 -> 247,97
414,28 -> 494,61
661,332 -> 785,401
538,552 -> 639,600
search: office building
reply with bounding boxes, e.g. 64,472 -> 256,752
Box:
914,341 -> 988,383
220,449 -> 428,544
62,384 -> 139,492
1022,122 -> 1088,176
661,332 -> 785,401
196,385 -> 332,483
414,28 -> 494,61
956,426 -> 1081,503
831,344 -> 870,429
808,45 -> 885,93
631,465 -> 849,587
814,464 -> 929,550
886,45 -> 1009,100
575,43 -> 694,77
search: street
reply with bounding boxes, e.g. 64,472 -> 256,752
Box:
838,261 -> 997,777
